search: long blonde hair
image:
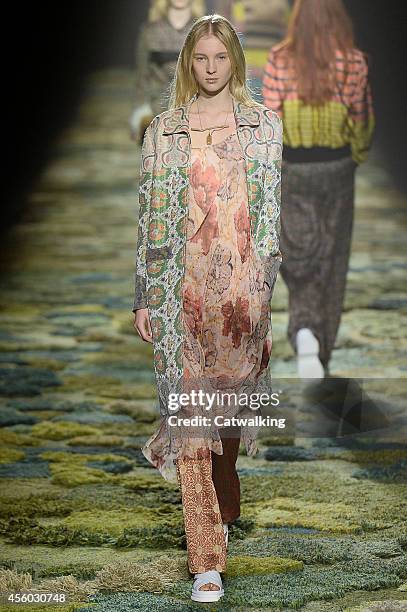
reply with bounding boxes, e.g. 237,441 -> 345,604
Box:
168,14 -> 263,109
149,0 -> 205,23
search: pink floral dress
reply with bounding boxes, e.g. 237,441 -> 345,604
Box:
142,131 -> 274,484
179,132 -> 272,449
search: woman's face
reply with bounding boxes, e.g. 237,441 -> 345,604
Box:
168,0 -> 193,9
192,35 -> 232,95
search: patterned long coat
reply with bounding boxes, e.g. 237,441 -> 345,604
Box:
132,92 -> 283,416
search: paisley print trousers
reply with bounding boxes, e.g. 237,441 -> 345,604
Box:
175,433 -> 241,574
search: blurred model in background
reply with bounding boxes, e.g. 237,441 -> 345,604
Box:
207,0 -> 291,101
262,0 -> 375,379
129,0 -> 206,143
205,0 -> 233,19
232,0 -> 291,101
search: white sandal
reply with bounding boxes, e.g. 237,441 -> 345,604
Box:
191,570 -> 224,602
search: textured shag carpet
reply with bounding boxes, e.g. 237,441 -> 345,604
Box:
0,69 -> 406,611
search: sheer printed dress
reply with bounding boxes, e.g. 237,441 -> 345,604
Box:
142,126 -> 276,485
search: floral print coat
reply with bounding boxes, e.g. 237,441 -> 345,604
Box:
132,92 -> 283,416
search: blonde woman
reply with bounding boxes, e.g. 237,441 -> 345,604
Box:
129,0 -> 205,142
132,13 -> 283,602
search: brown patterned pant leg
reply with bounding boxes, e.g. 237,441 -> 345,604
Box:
176,447 -> 227,574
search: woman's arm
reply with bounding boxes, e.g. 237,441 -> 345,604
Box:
130,26 -> 154,139
347,53 -> 376,165
133,26 -> 151,111
132,118 -> 157,312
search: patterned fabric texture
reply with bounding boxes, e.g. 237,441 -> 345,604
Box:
262,46 -> 375,164
176,448 -> 228,574
280,156 -> 357,368
132,93 -> 283,482
143,129 -> 277,480
175,431 -> 241,575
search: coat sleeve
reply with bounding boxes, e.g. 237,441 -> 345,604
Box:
347,53 -> 375,165
262,108 -> 283,299
132,118 -> 156,312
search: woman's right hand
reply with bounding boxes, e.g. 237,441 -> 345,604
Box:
134,308 -> 153,343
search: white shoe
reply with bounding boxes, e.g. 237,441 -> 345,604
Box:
296,328 -> 325,379
191,570 -> 224,602
223,523 -> 229,548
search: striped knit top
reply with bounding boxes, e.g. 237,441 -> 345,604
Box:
262,45 -> 375,164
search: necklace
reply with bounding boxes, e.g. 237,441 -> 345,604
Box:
194,96 -> 232,145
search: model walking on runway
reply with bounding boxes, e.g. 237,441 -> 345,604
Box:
262,0 -> 375,378
133,13 -> 283,602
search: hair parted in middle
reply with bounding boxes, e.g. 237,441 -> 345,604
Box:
167,14 -> 263,110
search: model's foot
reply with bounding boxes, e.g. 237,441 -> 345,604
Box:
198,581 -> 220,591
296,328 -> 325,379
191,570 -> 224,602
194,570 -> 221,591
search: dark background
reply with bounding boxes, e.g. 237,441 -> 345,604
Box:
3,1 -> 407,233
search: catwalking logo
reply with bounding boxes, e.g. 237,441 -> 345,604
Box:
168,390 -> 280,412
168,413 -> 286,428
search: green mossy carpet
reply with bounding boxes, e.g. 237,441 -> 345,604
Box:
0,70 -> 406,610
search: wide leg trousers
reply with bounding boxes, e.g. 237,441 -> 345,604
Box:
175,434 -> 241,574
279,156 -> 357,370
